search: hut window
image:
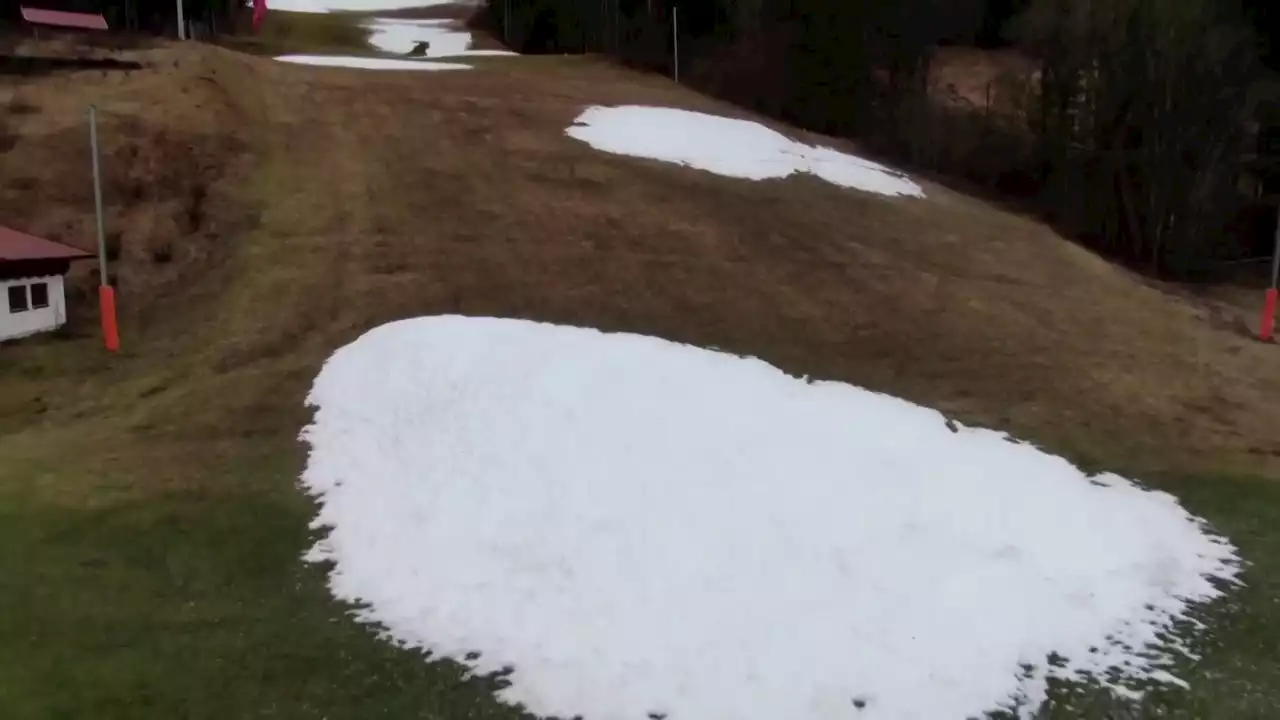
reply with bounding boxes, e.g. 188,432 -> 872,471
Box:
7,285 -> 29,313
29,282 -> 49,309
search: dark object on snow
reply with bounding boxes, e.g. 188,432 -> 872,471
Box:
406,41 -> 430,57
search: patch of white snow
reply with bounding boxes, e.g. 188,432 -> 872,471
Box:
275,54 -> 470,71
265,0 -> 453,13
566,105 -> 927,197
365,18 -> 517,57
301,315 -> 1239,720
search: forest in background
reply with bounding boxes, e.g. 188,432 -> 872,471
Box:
482,0 -> 1280,280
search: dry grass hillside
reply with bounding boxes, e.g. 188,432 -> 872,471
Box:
1,15 -> 1279,717
3,36 -> 1277,471
0,44 -> 252,317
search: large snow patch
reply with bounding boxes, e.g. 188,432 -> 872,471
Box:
566,105 -> 926,197
301,316 -> 1239,720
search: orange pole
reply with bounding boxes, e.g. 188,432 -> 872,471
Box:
1262,288 -> 1278,342
99,284 -> 119,352
1266,203 -> 1280,342
89,105 -> 118,353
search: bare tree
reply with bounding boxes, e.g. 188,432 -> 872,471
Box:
1018,0 -> 1257,276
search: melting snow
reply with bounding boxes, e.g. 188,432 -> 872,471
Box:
275,54 -> 470,71
365,18 -> 517,57
301,316 -> 1240,720
567,105 -> 926,197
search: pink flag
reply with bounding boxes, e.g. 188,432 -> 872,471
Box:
252,0 -> 267,31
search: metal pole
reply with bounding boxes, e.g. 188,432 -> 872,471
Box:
89,105 -> 107,285
673,6 -> 679,83
176,0 -> 186,40
89,106 -> 120,352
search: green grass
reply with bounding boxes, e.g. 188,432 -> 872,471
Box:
0,441 -> 526,720
1,435 -> 1279,717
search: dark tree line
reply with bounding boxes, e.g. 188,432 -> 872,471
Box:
1019,0 -> 1258,275
483,0 -> 1270,279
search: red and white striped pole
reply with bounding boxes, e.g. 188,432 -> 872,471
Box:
89,105 -> 119,353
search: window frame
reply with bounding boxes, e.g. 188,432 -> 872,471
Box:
29,282 -> 49,310
6,284 -> 29,314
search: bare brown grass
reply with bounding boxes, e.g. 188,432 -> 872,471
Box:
236,50 -> 1280,472
1,40 -> 1278,493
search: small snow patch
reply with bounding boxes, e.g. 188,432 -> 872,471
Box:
565,105 -> 926,197
264,0 -> 453,13
275,54 -> 470,71
301,316 -> 1239,720
365,18 -> 518,58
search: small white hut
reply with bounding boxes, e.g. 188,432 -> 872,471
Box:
0,226 -> 93,343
